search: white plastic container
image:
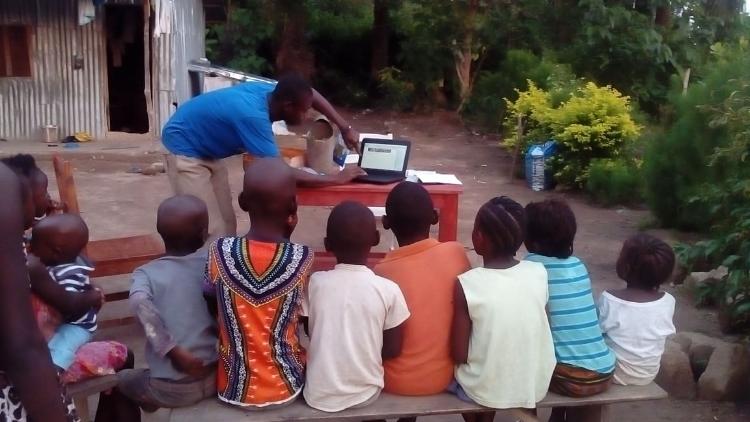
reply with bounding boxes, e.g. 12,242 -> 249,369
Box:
42,125 -> 59,143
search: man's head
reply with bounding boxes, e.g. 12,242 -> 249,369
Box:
239,158 -> 298,238
325,201 -> 379,265
30,213 -> 89,266
383,181 -> 437,246
1,154 -> 51,219
269,74 -> 314,126
157,195 -> 208,255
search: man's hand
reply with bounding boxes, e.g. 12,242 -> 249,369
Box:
340,126 -> 360,152
84,287 -> 105,312
334,166 -> 367,184
168,346 -> 213,378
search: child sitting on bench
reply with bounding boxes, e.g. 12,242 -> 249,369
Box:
204,158 -> 313,409
118,195 -> 218,411
303,201 -> 410,412
524,199 -> 616,421
27,214 -> 102,371
598,234 -> 676,386
374,182 -> 470,403
451,197 -> 555,422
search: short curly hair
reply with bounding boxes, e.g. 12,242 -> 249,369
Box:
616,233 -> 675,290
525,199 -> 577,259
1,154 -> 39,177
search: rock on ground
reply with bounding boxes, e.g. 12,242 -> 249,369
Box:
656,339 -> 696,399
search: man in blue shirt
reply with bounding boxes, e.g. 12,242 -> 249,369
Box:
162,74 -> 363,240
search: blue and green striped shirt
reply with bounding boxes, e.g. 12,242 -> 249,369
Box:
525,254 -> 615,374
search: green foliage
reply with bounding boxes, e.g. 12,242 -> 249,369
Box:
505,81 -> 641,188
460,50 -> 573,131
586,158 -> 644,206
671,40 -> 750,332
206,1 -> 273,75
376,67 -> 415,111
644,39 -> 750,230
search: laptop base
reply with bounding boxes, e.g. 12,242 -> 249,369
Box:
354,174 -> 405,185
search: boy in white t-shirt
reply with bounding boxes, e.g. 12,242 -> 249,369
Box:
303,201 -> 410,412
598,233 -> 676,385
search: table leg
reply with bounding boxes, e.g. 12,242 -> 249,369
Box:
437,196 -> 459,242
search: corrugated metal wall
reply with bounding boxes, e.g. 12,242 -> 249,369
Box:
0,0 -> 107,141
153,0 -> 206,133
0,0 -> 206,141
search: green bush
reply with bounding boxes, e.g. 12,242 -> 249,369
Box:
504,81 -> 641,188
586,158 -> 643,206
644,42 -> 750,230
460,50 -> 572,131
376,67 -> 415,111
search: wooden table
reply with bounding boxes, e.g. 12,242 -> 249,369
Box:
297,183 -> 463,242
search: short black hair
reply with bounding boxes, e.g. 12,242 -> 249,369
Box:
1,154 -> 39,177
525,199 -> 577,259
272,74 -> 313,105
385,181 -> 434,239
476,196 -> 526,256
616,233 -> 675,290
326,201 -> 377,264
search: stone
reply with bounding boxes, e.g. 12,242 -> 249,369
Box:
656,339 -> 696,399
684,266 -> 729,292
671,331 -> 724,352
689,344 -> 715,379
697,343 -> 750,401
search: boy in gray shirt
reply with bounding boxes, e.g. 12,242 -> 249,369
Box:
117,195 -> 218,411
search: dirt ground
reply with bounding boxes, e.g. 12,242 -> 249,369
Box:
18,110 -> 749,421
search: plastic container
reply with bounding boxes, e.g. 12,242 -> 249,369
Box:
524,141 -> 557,191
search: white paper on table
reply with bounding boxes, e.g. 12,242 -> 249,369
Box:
407,170 -> 462,185
359,132 -> 394,143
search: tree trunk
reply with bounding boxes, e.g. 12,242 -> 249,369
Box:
654,6 -> 671,27
454,0 -> 479,110
370,0 -> 390,82
274,1 -> 315,80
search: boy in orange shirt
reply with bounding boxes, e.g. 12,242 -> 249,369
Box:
374,182 -> 471,405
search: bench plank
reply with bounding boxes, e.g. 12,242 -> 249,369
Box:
170,384 -> 666,422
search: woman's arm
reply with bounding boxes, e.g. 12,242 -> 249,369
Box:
450,281 -> 472,364
27,254 -> 102,319
0,166 -> 68,422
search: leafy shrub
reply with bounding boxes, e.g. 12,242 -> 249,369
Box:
206,3 -> 273,75
644,41 -> 750,230
586,158 -> 643,206
673,41 -> 750,333
461,50 -> 573,131
504,81 -> 641,188
377,67 -> 415,111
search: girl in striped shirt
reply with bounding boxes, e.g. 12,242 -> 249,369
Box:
524,199 -> 616,422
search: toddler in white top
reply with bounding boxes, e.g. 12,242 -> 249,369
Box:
303,201 -> 410,412
598,233 -> 676,385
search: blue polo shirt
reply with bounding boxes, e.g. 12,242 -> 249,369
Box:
162,81 -> 280,160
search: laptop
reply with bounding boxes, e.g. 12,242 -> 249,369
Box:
355,138 -> 412,184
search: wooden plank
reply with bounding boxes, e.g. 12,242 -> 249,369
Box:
170,384 -> 666,422
67,375 -> 119,398
53,155 -> 81,215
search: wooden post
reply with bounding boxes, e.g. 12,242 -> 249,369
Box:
508,115 -> 525,180
52,155 -> 80,215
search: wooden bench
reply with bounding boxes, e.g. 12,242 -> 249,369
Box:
170,383 -> 667,422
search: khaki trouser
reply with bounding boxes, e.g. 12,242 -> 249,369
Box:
165,154 -> 237,241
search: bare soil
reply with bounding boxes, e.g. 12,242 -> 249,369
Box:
27,110 -> 748,421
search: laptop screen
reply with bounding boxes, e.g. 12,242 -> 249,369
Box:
360,142 -> 409,172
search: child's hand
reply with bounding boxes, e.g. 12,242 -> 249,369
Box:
168,346 -> 213,378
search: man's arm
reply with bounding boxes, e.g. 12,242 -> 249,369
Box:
311,89 -> 360,150
292,165 -> 366,187
0,166 -> 68,422
28,254 -> 103,319
382,324 -> 405,360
